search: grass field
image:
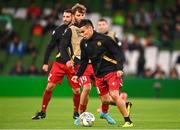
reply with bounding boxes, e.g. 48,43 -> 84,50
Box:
0,97 -> 180,129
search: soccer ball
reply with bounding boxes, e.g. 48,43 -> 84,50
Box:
80,112 -> 95,127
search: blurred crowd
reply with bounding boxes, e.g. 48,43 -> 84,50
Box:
0,0 -> 179,79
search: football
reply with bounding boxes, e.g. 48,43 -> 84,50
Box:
79,112 -> 95,127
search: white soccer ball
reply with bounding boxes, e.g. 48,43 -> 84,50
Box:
80,112 -> 95,127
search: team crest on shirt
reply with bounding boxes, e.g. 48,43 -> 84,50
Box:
97,41 -> 102,46
56,52 -> 61,58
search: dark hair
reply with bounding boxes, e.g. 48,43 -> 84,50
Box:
79,19 -> 94,28
98,18 -> 108,23
64,9 -> 73,14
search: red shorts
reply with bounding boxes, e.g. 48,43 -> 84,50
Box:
95,72 -> 123,96
78,64 -> 95,87
48,62 -> 80,89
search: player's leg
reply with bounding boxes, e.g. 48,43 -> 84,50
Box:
67,67 -> 81,119
73,79 -> 91,125
78,75 -> 92,114
32,62 -> 65,120
80,84 -> 91,113
98,93 -> 116,124
32,82 -> 56,120
74,64 -> 97,125
126,101 -> 132,115
110,93 -> 132,115
78,64 -> 95,114
120,93 -> 132,115
97,92 -> 132,115
41,82 -> 57,112
107,72 -> 133,127
71,87 -> 81,119
73,74 -> 92,125
109,90 -> 133,127
95,77 -> 116,125
67,78 -> 81,119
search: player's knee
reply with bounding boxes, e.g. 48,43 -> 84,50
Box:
72,88 -> 80,94
82,88 -> 91,95
46,83 -> 56,91
101,97 -> 110,104
83,84 -> 91,94
109,91 -> 119,100
102,101 -> 109,105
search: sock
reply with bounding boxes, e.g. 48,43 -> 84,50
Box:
102,104 -> 109,113
125,102 -> 128,108
41,89 -> 52,112
124,116 -> 132,123
80,104 -> 87,114
73,93 -> 80,113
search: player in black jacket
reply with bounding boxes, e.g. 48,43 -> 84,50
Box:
97,18 -> 132,114
32,9 -> 81,120
60,4 -> 116,125
72,19 -> 133,128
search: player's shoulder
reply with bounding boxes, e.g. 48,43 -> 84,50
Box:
93,31 -> 105,39
108,31 -> 116,37
52,24 -> 67,35
94,31 -> 111,41
69,25 -> 76,28
69,25 -> 79,32
58,24 -> 68,31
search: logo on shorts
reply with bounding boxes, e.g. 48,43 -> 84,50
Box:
97,41 -> 102,46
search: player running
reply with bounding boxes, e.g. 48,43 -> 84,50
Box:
96,18 -> 132,114
72,19 -> 133,128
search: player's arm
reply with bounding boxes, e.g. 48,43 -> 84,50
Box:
113,33 -> 123,47
59,28 -> 72,65
42,30 -> 57,71
104,36 -> 125,76
72,41 -> 89,83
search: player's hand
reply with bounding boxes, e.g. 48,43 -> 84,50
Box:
42,64 -> 49,72
117,70 -> 123,77
66,60 -> 74,68
71,76 -> 78,83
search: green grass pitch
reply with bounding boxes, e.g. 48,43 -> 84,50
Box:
0,97 -> 180,129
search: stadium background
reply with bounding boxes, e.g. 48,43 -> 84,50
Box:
0,0 -> 179,98
0,0 -> 180,129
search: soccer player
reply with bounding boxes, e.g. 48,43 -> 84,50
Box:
72,19 -> 133,127
32,9 -> 81,120
97,18 -> 132,114
60,4 -> 116,125
97,18 -> 119,43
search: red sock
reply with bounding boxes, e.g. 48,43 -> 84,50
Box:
102,104 -> 109,113
41,89 -> 52,112
80,104 -> 87,114
73,94 -> 80,113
